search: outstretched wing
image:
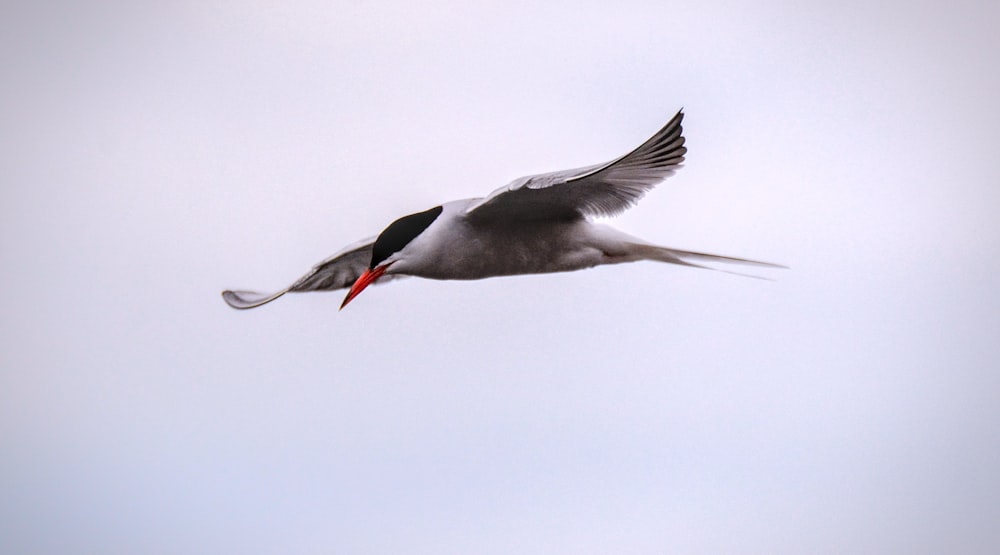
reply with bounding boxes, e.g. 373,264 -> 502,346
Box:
465,110 -> 686,222
221,236 -> 405,310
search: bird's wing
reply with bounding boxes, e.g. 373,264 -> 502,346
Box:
221,236 -> 405,309
465,110 -> 686,221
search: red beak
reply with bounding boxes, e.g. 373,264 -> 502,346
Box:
340,264 -> 389,310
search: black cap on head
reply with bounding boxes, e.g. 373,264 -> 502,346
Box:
370,205 -> 443,268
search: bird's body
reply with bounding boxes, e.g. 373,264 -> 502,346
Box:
384,200 -> 631,280
222,110 -> 783,310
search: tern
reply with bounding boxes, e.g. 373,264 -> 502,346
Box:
222,110 -> 782,310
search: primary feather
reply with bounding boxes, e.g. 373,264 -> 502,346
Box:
465,110 -> 686,221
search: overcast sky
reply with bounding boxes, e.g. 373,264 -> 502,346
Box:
2,1 -> 999,553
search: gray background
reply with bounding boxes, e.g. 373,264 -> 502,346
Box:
2,1 -> 998,553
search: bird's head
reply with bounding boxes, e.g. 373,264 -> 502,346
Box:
340,205 -> 443,309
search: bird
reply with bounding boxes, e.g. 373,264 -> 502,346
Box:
222,110 -> 783,311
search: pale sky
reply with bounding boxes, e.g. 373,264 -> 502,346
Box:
2,1 -> 999,553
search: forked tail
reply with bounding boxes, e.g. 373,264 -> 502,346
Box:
630,243 -> 787,279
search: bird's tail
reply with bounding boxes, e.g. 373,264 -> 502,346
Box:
630,243 -> 787,279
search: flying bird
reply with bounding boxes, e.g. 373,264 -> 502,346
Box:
222,110 -> 782,310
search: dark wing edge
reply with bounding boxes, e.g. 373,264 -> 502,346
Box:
465,109 -> 686,221
568,109 -> 686,184
562,109 -> 686,217
221,236 -> 382,310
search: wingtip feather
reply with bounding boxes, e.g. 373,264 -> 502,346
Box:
221,289 -> 288,309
